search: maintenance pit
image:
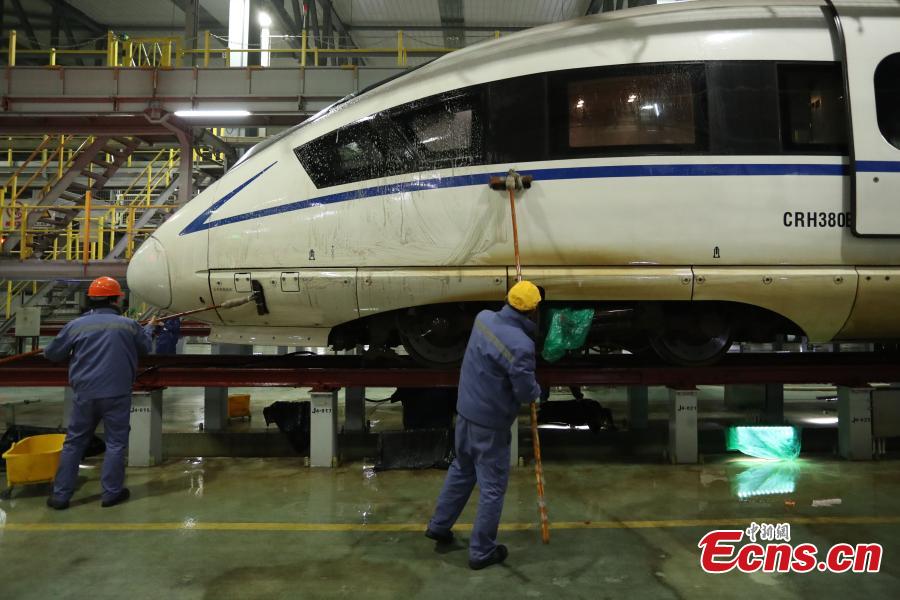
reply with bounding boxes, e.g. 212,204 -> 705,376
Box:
4,344 -> 900,598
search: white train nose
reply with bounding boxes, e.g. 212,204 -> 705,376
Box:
127,236 -> 172,309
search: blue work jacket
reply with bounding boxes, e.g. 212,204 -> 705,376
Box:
43,307 -> 154,400
154,318 -> 181,355
456,304 -> 542,431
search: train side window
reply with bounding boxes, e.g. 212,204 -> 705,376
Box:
548,63 -> 707,157
875,53 -> 900,150
485,74 -> 548,163
389,90 -> 483,170
778,63 -> 847,152
294,120 -> 385,188
707,62 -> 780,154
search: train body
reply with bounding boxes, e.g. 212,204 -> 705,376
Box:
127,0 -> 900,365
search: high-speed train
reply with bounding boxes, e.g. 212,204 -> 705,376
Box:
127,0 -> 900,366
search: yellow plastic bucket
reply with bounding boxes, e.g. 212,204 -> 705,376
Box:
228,394 -> 251,419
2,433 -> 66,487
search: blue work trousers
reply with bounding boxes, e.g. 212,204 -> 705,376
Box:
52,393 -> 131,503
429,415 -> 511,562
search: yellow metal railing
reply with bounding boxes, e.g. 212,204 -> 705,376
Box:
1,141 -> 179,262
2,28 -> 488,68
7,204 -> 175,261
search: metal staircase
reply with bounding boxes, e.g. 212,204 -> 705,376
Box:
0,143 -> 219,354
2,136 -> 146,259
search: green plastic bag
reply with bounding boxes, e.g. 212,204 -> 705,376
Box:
725,425 -> 801,460
541,307 -> 595,363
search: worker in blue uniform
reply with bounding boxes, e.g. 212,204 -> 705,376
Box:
153,316 -> 181,355
44,276 -> 155,510
426,280 -> 543,570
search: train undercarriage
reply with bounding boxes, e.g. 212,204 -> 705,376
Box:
328,300 -> 804,367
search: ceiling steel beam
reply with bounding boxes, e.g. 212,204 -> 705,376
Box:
41,0 -> 105,34
266,0 -> 302,50
11,0 -> 40,49
318,0 -> 364,65
169,0 -> 221,29
437,0 -> 465,50
306,0 -> 320,48
344,24 -> 526,32
0,259 -> 128,280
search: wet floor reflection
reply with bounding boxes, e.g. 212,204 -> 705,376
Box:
730,459 -> 800,500
184,457 -> 205,498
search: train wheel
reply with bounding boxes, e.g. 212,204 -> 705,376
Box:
649,310 -> 732,366
397,305 -> 474,367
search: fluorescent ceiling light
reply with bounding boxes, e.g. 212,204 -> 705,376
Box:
174,109 -> 251,118
258,11 -> 272,27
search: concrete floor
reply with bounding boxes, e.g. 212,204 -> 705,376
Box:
2,344 -> 895,597
2,456 -> 900,598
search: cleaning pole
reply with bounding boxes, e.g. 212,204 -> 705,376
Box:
490,169 -> 549,544
0,295 -> 258,367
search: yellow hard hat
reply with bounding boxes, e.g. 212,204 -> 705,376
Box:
507,281 -> 541,312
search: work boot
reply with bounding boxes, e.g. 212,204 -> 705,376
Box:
469,544 -> 508,570
46,496 -> 70,510
425,528 -> 455,545
101,488 -> 130,508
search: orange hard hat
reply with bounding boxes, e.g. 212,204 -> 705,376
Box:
88,276 -> 124,298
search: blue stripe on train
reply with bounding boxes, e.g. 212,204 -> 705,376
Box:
181,160 -> 900,235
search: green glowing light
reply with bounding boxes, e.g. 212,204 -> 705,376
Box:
725,425 -> 801,461
732,460 -> 799,499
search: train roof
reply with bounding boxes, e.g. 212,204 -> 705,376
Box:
236,0 -> 895,166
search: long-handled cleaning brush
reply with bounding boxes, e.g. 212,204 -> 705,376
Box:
490,170 -> 549,544
0,294 -> 257,366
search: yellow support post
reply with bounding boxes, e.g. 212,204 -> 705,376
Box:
124,40 -> 133,67
41,136 -> 48,164
495,30 -> 501,40
50,47 -> 57,66
162,42 -> 172,68
301,30 -> 307,68
19,207 -> 27,260
204,30 -> 211,67
107,31 -> 115,66
66,222 -> 73,260
53,236 -> 58,260
7,137 -> 12,166
97,217 -> 105,258
83,190 -> 91,265
146,163 -> 152,205
0,187 -> 5,237
9,30 -> 16,67
57,135 -> 64,179
31,281 -> 36,295
126,207 -> 135,259
108,207 -> 115,253
5,281 -> 11,319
